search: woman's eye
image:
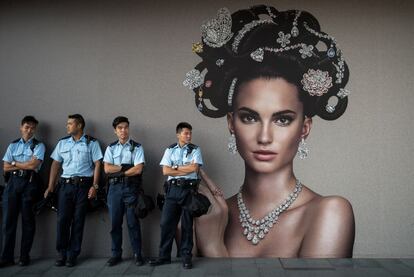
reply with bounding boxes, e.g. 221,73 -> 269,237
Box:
240,114 -> 257,123
275,117 -> 292,126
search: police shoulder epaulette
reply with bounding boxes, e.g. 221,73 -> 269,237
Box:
85,135 -> 97,142
168,143 -> 178,149
30,138 -> 39,151
187,143 -> 198,150
59,135 -> 71,141
109,140 -> 118,147
130,140 -> 141,148
12,138 -> 20,143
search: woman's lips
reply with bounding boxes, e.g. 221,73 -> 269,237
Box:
253,150 -> 277,161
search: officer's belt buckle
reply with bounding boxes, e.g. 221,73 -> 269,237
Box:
64,176 -> 91,186
170,179 -> 198,188
109,177 -> 125,185
12,169 -> 29,178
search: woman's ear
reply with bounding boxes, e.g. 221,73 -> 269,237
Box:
301,116 -> 312,139
227,112 -> 235,134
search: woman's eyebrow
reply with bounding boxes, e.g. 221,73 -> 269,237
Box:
238,107 -> 297,117
237,107 -> 259,116
273,110 -> 297,116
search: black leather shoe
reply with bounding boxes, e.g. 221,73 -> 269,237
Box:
149,258 -> 171,266
182,258 -> 192,269
65,257 -> 77,267
18,257 -> 30,266
134,254 -> 145,266
0,259 -> 15,268
55,256 -> 66,267
107,256 -> 122,267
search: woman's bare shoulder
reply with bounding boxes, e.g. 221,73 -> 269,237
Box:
308,194 -> 354,217
299,193 -> 355,258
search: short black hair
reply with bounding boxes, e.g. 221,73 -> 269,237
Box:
68,114 -> 85,130
176,122 -> 192,134
21,115 -> 39,126
112,116 -> 129,128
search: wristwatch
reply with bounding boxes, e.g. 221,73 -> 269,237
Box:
11,161 -> 16,166
92,184 -> 99,190
172,165 -> 179,170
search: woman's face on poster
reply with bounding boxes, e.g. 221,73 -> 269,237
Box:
227,77 -> 312,173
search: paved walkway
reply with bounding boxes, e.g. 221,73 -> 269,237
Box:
1,258 -> 414,277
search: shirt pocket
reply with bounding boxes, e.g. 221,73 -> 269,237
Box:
182,153 -> 193,165
76,146 -> 91,164
112,152 -> 121,165
60,146 -> 72,161
11,146 -> 26,162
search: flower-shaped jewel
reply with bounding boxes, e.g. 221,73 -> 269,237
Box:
201,7 -> 233,48
216,59 -> 224,67
301,69 -> 333,96
299,44 -> 314,59
192,42 -> 203,53
337,88 -> 350,99
276,31 -> 291,47
183,69 -> 204,90
250,48 -> 264,62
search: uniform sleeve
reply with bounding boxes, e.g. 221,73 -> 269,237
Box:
90,140 -> 103,162
103,146 -> 113,164
50,141 -> 63,162
133,146 -> 145,165
33,143 -> 46,161
2,144 -> 14,163
192,147 -> 203,166
159,148 -> 172,167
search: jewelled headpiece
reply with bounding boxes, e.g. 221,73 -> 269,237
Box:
183,5 -> 350,120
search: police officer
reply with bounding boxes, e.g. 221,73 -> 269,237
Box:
103,116 -> 145,267
44,114 -> 102,267
149,122 -> 203,269
0,116 -> 45,267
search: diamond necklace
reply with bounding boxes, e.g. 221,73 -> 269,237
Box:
237,179 -> 302,245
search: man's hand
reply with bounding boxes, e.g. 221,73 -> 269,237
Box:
88,186 -> 97,199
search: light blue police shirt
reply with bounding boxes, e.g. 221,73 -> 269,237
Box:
103,139 -> 145,166
50,134 -> 103,178
159,143 -> 203,181
2,137 -> 46,172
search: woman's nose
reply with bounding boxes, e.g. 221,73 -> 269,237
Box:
258,123 -> 273,145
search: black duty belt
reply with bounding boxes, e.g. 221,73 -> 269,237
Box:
108,176 -> 140,186
168,178 -> 199,188
60,176 -> 93,186
11,170 -> 33,178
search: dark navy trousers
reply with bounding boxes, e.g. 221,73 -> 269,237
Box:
56,180 -> 90,259
1,175 -> 38,261
107,181 -> 142,257
158,185 -> 193,260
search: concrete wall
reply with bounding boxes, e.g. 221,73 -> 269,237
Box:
0,0 -> 413,258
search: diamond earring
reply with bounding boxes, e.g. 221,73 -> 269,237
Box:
228,133 -> 237,154
297,138 -> 309,160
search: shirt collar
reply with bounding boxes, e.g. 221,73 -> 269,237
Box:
117,138 -> 131,146
70,133 -> 86,143
19,137 -> 34,144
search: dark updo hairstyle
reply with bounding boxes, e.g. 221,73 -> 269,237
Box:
183,5 -> 350,120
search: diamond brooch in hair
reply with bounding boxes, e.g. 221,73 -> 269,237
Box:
201,7 -> 233,48
183,69 -> 204,90
216,59 -> 225,67
337,88 -> 350,99
250,48 -> 264,62
192,42 -> 203,53
299,44 -> 314,59
276,31 -> 291,47
301,69 -> 333,96
227,78 -> 238,106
